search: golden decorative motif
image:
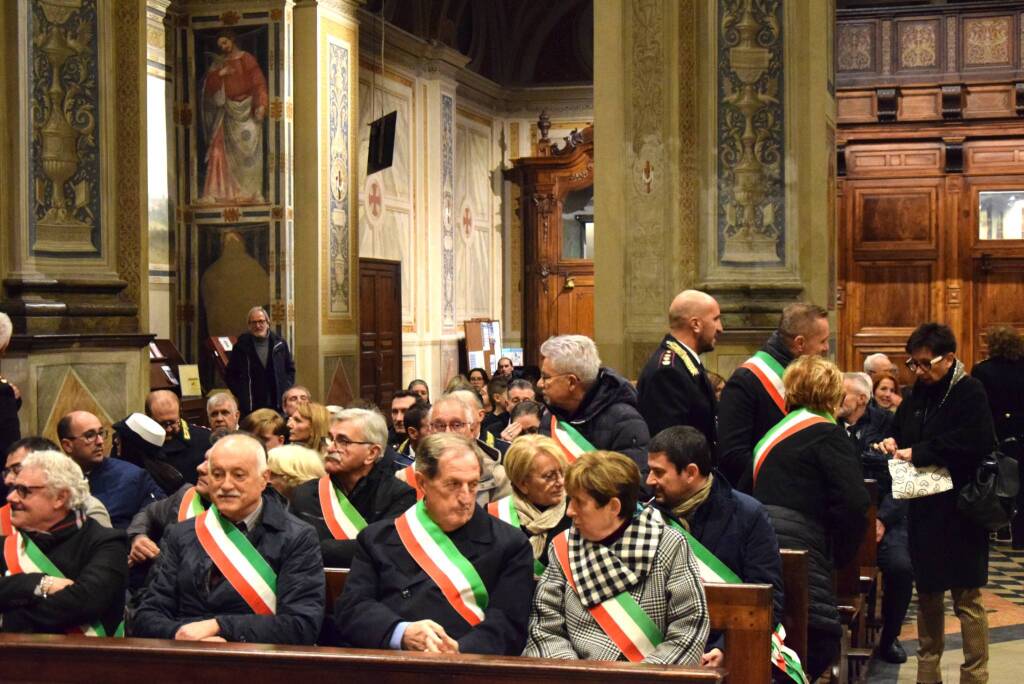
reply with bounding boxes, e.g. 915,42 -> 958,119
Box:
963,16 -> 1011,66
222,207 -> 240,222
837,23 -> 873,72
947,17 -> 957,70
220,11 -> 240,26
270,9 -> 283,21
899,22 -> 937,69
881,21 -> 892,74
270,99 -> 283,120
271,206 -> 283,219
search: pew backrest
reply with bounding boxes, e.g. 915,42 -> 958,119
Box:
780,548 -> 809,665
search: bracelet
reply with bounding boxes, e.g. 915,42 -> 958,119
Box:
39,576 -> 53,599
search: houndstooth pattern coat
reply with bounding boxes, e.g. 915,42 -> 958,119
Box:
523,511 -> 709,664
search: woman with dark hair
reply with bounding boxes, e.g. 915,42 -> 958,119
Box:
872,372 -> 901,412
468,367 -> 490,392
879,322 -> 997,683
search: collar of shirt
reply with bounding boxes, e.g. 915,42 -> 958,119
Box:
239,498 -> 264,532
671,335 -> 702,367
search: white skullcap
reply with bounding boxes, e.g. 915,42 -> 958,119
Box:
125,412 -> 166,447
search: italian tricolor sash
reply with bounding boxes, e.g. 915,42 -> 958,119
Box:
317,476 -> 367,540
550,416 -> 594,464
195,505 -> 277,615
552,531 -> 663,662
752,408 -> 834,485
740,351 -> 787,414
3,530 -> 121,637
662,514 -> 808,683
0,504 -> 12,537
394,501 -> 489,626
402,464 -> 425,500
485,496 -> 545,577
177,487 -> 206,522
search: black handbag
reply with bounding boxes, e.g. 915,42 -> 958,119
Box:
957,439 -> 1020,531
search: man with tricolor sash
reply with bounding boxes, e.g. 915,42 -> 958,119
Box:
337,432 -> 533,655
538,335 -> 650,480
0,450 -> 127,636
717,303 -> 830,491
134,433 -> 324,644
645,427 -> 803,681
291,408 -> 414,567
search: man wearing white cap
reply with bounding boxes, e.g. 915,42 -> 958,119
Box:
57,410 -> 165,528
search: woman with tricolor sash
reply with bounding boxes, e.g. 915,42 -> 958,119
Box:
524,451 -> 709,664
486,435 -> 571,578
751,356 -> 869,681
0,450 -> 127,636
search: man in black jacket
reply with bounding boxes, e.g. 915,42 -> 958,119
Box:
538,335 -> 650,476
226,306 -> 296,416
638,290 -> 723,449
291,408 -> 415,567
336,432 -> 533,655
133,433 -> 324,644
146,390 -> 212,488
0,450 -> 127,635
717,302 -> 830,490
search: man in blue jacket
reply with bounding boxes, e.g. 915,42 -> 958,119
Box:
646,425 -> 784,668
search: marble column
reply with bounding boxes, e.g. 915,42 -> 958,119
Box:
595,0 -> 835,378
0,0 -> 151,441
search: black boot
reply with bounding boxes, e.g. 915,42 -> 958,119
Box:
878,638 -> 907,664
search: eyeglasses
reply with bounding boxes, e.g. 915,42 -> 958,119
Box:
1,464 -> 22,479
323,435 -> 375,449
520,426 -> 540,435
70,428 -> 107,442
539,372 -> 573,385
430,420 -> 468,432
10,484 -> 46,498
534,469 -> 564,484
248,319 -> 269,327
155,419 -> 180,430
905,354 -> 946,372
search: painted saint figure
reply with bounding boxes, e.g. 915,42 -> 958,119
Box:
200,31 -> 268,205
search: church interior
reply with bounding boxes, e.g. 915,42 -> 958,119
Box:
1,0 -> 1024,681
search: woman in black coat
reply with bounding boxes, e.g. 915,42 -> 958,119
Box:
752,355 -> 869,682
879,323 -> 996,684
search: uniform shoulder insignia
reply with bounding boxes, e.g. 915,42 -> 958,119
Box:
660,350 -> 674,366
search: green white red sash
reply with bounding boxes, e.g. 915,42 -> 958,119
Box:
552,531 -> 663,662
402,464 -> 425,500
662,514 -> 807,682
177,487 -> 206,522
0,504 -> 12,537
752,408 -> 834,485
550,416 -> 594,463
317,476 -> 367,540
195,504 -> 277,615
740,351 -> 787,414
485,496 -> 545,577
3,530 -> 122,637
394,501 -> 488,626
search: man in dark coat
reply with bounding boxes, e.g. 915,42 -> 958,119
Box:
226,306 -> 297,416
638,290 -> 723,449
879,323 -> 996,684
336,432 -> 533,655
145,390 -> 212,489
0,450 -> 127,635
291,408 -> 415,567
717,302 -> 830,490
537,335 -> 650,475
646,426 -> 783,669
133,433 -> 324,644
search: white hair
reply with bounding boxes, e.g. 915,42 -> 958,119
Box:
20,450 -> 91,510
540,335 -> 601,385
863,353 -> 891,373
247,306 -> 270,323
0,312 -> 12,351
428,394 -> 476,425
211,432 -> 268,473
449,389 -> 482,410
331,407 -> 389,455
844,372 -> 873,400
206,391 -> 238,414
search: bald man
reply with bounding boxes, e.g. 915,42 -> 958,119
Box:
146,390 -> 211,487
637,290 -> 723,448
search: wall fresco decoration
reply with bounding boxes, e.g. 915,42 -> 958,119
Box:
441,93 -> 455,329
328,38 -> 350,316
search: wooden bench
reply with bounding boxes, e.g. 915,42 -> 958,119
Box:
0,634 -> 726,684
834,479 -> 880,683
326,569 -> 771,683
780,548 -> 809,665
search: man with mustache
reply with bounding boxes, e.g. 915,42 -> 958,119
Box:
336,432 -> 533,655
133,433 -> 324,644
290,408 -> 415,567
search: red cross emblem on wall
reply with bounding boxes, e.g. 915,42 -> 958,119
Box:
462,206 -> 473,237
368,181 -> 383,218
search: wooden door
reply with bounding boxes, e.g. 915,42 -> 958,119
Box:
358,258 -> 401,410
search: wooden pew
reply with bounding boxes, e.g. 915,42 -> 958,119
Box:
324,569 -> 772,683
834,479 -> 880,683
0,634 -> 725,684
780,548 -> 809,666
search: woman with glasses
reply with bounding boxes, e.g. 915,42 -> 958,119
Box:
287,401 -> 330,454
488,435 -> 570,577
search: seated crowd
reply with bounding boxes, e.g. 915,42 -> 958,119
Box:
0,299 -> 1004,684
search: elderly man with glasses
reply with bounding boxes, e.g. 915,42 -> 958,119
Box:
290,408 -> 415,568
57,410 -> 165,528
0,449 -> 128,635
226,306 -> 296,416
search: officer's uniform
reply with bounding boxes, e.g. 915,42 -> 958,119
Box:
637,334 -> 717,449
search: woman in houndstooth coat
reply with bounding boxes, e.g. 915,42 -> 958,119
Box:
523,451 -> 708,664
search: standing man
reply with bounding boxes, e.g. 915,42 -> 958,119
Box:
207,391 -> 240,432
147,390 -> 212,487
638,290 -> 723,449
495,357 -> 515,380
226,306 -> 296,416
281,386 -> 312,417
716,303 -> 830,490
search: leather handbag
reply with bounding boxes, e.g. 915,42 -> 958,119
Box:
957,440 -> 1019,531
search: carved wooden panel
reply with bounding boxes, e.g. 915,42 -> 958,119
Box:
971,258 -> 1024,360
964,139 -> 1024,175
837,21 -> 878,74
837,92 -> 877,124
961,14 -> 1015,68
895,18 -> 943,72
845,143 -> 943,178
963,84 -> 1016,118
897,89 -> 942,120
855,261 -> 934,329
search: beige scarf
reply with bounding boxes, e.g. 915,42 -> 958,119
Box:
670,473 -> 714,531
514,494 -> 568,559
